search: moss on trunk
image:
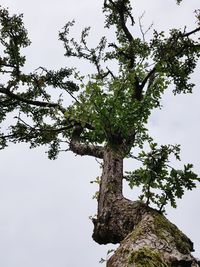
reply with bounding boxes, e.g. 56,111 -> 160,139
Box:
107,204 -> 199,267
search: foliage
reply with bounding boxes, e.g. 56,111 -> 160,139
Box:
0,7 -> 78,158
176,0 -> 183,5
125,143 -> 200,212
0,1 -> 199,210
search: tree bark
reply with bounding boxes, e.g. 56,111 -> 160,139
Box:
93,147 -> 151,244
69,139 -> 104,158
92,146 -> 200,267
107,208 -> 200,267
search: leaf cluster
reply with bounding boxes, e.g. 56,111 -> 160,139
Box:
0,7 -> 30,75
0,8 -> 81,158
151,29 -> 200,94
0,1 -> 199,162
125,143 -> 200,212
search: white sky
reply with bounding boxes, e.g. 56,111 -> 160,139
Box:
0,1 -> 199,266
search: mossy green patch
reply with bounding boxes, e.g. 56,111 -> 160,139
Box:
128,247 -> 169,267
152,212 -> 192,254
130,222 -> 144,242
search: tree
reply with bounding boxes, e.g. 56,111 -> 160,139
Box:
0,0 -> 200,266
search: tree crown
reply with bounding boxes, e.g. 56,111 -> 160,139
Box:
0,1 -> 200,211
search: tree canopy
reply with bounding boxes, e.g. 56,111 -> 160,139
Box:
0,0 -> 200,212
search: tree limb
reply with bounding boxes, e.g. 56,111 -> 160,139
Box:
0,84 -> 66,113
182,26 -> 200,37
104,0 -> 134,43
140,67 -> 156,90
69,139 -> 104,159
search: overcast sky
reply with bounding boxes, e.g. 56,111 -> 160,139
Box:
0,1 -> 199,266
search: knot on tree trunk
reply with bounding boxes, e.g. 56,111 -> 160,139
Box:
92,199 -> 151,244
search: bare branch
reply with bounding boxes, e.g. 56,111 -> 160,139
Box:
139,12 -> 153,43
69,139 -> 104,159
182,26 -> 200,37
106,67 -> 116,79
140,67 -> 156,90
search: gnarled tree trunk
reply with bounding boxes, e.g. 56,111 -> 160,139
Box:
92,147 -> 200,267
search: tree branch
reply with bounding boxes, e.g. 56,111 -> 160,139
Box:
182,26 -> 200,37
69,139 -> 104,159
0,84 -> 66,113
15,116 -> 76,133
104,0 -> 134,43
140,67 -> 156,90
118,11 -> 133,43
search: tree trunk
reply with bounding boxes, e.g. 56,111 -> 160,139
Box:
92,146 -> 200,266
107,208 -> 200,267
92,146 -> 142,244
